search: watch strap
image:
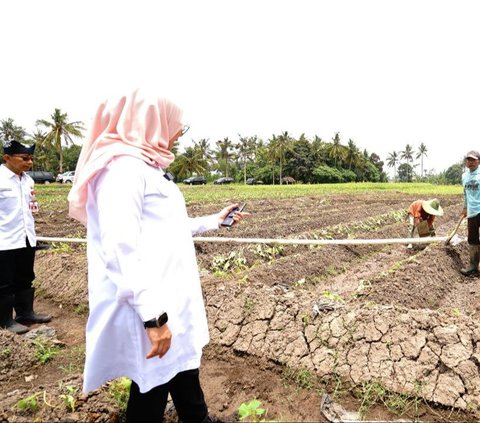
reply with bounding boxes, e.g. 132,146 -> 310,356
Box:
143,312 -> 168,329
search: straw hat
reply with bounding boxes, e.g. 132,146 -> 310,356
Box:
422,199 -> 444,216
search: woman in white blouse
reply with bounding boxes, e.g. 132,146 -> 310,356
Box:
68,89 -> 246,422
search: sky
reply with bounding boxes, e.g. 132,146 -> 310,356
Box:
1,0 -> 479,176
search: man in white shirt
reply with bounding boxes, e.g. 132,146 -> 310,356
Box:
0,140 -> 51,334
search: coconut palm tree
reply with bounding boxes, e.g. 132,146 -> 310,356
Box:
386,151 -> 399,181
346,138 -> 360,170
0,118 -> 27,144
215,137 -> 235,178
269,131 -> 292,184
36,109 -> 85,173
171,146 -> 208,180
328,132 -> 345,168
400,144 -> 415,181
193,138 -> 213,171
416,142 -> 428,179
237,135 -> 257,183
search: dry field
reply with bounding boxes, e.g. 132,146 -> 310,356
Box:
1,185 -> 479,422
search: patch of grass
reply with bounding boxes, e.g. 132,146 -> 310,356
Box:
282,366 -> 315,390
59,344 -> 85,375
356,381 -> 423,419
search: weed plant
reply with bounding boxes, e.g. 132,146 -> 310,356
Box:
32,338 -> 61,364
356,381 -> 422,419
109,377 -> 132,416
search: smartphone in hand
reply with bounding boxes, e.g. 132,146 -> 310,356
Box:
221,203 -> 246,227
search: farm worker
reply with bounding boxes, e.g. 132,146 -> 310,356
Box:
461,150 -> 480,276
68,89 -> 247,423
0,140 -> 51,334
406,199 -> 444,248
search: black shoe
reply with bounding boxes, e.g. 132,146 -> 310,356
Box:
0,295 -> 29,334
460,268 -> 479,277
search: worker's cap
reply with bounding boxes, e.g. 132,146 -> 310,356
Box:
422,199 -> 444,216
2,139 -> 35,155
465,150 -> 480,160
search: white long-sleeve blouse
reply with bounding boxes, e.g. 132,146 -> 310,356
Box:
83,156 -> 218,393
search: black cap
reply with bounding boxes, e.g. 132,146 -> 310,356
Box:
2,140 -> 35,155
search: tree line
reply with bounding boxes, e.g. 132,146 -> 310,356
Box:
0,110 -> 462,185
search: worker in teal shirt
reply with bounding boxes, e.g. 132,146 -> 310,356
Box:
461,150 -> 480,276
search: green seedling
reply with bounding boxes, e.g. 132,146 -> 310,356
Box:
212,250 -> 247,275
243,297 -> 255,315
60,385 -> 78,412
17,393 -> 40,413
238,399 -> 267,422
33,339 -> 60,364
321,290 -> 344,303
1,346 -> 12,358
74,303 -> 89,315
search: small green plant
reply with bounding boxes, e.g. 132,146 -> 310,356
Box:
51,241 -> 73,254
73,303 -> 89,315
212,250 -> 247,275
109,377 -> 132,414
251,244 -> 284,261
301,312 -> 310,326
60,385 -> 78,412
321,290 -> 344,303
294,277 -> 306,287
33,339 -> 60,364
282,366 -> 314,390
17,393 -> 40,413
1,346 -> 12,358
243,296 -> 255,315
238,399 -> 267,422
324,265 -> 338,276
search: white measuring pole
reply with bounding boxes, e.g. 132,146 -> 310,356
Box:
36,235 -> 449,246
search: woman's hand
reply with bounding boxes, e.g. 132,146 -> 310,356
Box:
217,203 -> 249,227
145,324 -> 172,359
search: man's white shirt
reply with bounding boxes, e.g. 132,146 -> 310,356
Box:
0,164 -> 36,250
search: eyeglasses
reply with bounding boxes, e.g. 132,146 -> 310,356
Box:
181,125 -> 190,136
13,155 -> 34,162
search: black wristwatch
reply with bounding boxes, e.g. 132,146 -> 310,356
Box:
143,312 -> 168,329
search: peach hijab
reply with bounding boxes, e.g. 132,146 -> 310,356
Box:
68,89 -> 183,225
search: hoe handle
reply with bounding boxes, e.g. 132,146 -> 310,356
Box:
445,216 -> 464,245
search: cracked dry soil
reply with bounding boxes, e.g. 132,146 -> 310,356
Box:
1,192 -> 480,422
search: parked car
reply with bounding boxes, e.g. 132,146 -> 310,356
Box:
60,171 -> 75,183
55,172 -> 67,182
26,171 -> 56,184
183,176 -> 207,185
246,178 -> 263,185
214,177 -> 234,185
